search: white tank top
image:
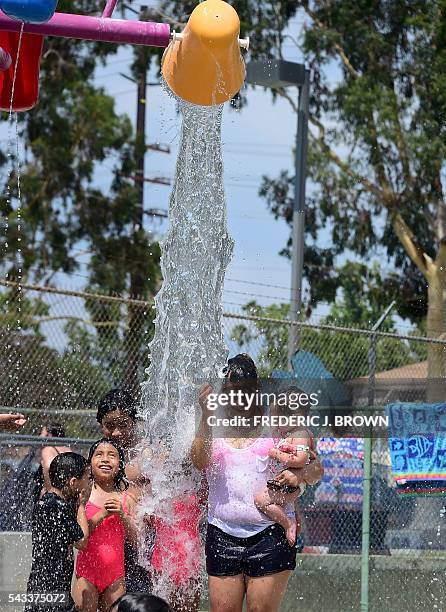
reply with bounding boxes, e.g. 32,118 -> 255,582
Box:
206,436 -> 294,538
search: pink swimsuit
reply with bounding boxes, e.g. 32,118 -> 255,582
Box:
151,493 -> 203,587
76,493 -> 129,593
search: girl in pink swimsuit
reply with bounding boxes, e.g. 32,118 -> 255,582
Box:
73,439 -> 137,612
149,459 -> 207,612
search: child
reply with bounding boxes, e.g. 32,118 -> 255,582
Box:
148,458 -> 206,612
73,438 -> 137,612
25,452 -> 89,612
254,395 -> 314,546
112,593 -> 171,611
96,388 -> 152,594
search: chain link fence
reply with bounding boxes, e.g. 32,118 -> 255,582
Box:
224,308 -> 446,560
1,280 -> 445,572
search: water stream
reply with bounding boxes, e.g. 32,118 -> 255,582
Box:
3,24 -> 24,410
136,91 -> 234,597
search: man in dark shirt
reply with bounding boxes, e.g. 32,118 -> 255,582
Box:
25,452 -> 89,612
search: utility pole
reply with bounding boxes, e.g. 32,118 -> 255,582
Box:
245,60 -> 310,369
135,52 -> 147,228
124,6 -> 171,391
287,69 -> 310,366
126,5 -> 149,392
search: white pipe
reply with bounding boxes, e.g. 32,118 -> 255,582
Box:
171,31 -> 249,50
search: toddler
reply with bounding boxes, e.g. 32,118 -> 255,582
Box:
255,387 -> 315,547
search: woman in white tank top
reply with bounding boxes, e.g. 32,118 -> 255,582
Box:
191,354 -> 324,612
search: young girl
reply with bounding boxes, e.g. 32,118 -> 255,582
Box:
148,458 -> 206,612
96,388 -> 152,593
73,438 -> 137,612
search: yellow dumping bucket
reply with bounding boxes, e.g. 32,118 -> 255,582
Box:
162,0 -> 246,106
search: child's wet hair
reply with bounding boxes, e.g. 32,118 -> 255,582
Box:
222,353 -> 258,381
49,452 -> 88,489
46,422 -> 66,438
96,388 -> 137,424
113,592 -> 171,611
88,438 -> 129,491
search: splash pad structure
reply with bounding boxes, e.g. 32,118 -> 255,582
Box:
0,0 -> 248,601
0,0 -> 248,108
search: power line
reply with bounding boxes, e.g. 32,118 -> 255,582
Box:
224,288 -> 288,302
227,277 -> 291,292
27,244 -> 413,285
223,300 -> 252,309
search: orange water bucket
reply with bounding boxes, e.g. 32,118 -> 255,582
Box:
162,0 -> 245,106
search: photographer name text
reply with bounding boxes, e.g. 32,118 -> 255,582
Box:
206,414 -> 389,428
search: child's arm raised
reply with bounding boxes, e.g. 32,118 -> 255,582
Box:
41,446 -> 58,493
87,507 -> 109,533
104,494 -> 138,548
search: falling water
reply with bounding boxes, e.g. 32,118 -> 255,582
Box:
0,22 -> 34,561
1,24 -> 24,417
136,91 -> 234,598
139,95 -> 234,436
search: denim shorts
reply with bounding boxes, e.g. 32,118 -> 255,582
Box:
205,523 -> 297,577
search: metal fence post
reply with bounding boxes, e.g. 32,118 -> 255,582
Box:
360,301 -> 395,612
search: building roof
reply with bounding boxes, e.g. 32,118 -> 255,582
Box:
374,361 -> 427,380
351,360 -> 427,383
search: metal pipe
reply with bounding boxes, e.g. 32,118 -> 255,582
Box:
102,0 -> 118,19
360,301 -> 395,612
0,10 -> 171,48
0,406 -> 96,416
0,434 -> 95,446
171,30 -> 250,50
287,68 -> 310,366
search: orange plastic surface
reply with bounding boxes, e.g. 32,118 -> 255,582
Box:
162,0 -> 245,106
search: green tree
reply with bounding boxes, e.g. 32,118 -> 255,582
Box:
166,1 -> 446,393
231,261 -> 422,377
257,1 -> 446,393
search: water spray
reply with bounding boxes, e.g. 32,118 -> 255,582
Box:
0,0 -> 248,602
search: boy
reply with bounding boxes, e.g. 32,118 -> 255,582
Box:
25,452 -> 89,612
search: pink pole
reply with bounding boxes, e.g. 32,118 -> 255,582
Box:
102,0 -> 118,19
0,10 -> 171,48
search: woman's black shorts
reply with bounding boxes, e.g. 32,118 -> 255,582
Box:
205,523 -> 297,577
